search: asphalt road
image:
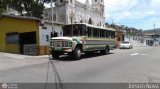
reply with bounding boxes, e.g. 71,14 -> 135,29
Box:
0,46 -> 160,83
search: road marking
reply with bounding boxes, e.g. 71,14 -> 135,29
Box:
140,54 -> 148,56
130,53 -> 139,56
130,53 -> 148,56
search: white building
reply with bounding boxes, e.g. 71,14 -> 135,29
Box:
43,0 -> 105,27
39,20 -> 63,46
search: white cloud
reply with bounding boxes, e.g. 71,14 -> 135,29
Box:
115,10 -> 157,21
77,0 -> 160,30
104,0 -> 139,22
140,17 -> 160,30
105,0 -> 138,13
149,0 -> 160,10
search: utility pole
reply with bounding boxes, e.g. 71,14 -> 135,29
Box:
153,23 -> 156,46
153,23 -> 156,39
51,0 -> 54,37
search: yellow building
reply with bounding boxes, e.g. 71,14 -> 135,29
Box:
0,15 -> 40,55
0,15 -> 63,55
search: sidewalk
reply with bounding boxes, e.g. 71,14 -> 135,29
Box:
0,52 -> 50,71
0,52 -> 49,59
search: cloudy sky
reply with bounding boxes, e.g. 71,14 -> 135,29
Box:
78,0 -> 160,30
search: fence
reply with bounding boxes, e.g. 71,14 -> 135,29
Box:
23,44 -> 37,55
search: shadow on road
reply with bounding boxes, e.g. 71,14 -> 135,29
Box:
53,52 -> 114,61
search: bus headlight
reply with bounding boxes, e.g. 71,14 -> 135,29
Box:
65,41 -> 68,47
50,41 -> 52,47
69,42 -> 72,47
50,41 -> 54,47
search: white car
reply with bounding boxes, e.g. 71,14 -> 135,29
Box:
120,41 -> 133,49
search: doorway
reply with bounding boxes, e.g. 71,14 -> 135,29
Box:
19,32 -> 36,54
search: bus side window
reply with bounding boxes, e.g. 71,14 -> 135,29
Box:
106,30 -> 109,38
93,28 -> 97,37
87,27 -> 91,37
112,31 -> 115,38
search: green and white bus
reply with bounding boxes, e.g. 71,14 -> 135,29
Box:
49,23 -> 115,60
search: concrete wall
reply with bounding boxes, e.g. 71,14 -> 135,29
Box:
0,17 -> 39,54
38,22 -> 63,55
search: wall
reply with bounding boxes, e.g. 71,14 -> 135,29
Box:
116,31 -> 124,48
38,22 -> 63,55
0,17 -> 39,54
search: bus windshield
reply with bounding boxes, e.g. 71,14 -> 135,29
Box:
63,24 -> 86,36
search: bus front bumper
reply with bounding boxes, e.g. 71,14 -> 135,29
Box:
49,47 -> 73,53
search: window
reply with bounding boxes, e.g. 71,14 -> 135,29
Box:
63,24 -> 86,36
6,32 -> 19,44
87,27 -> 92,37
53,14 -> 56,21
70,0 -> 72,3
46,35 -> 49,42
63,26 -> 72,36
106,30 -> 111,38
93,28 -> 99,37
42,26 -> 47,30
111,31 -> 115,38
98,29 -> 105,38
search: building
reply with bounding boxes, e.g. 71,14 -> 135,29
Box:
106,24 -> 125,48
0,15 -> 63,55
0,0 -> 107,55
43,0 -> 105,27
143,29 -> 160,46
39,20 -> 63,55
114,25 -> 125,48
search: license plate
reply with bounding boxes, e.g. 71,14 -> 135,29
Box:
56,42 -> 62,47
55,47 -> 61,50
57,45 -> 61,47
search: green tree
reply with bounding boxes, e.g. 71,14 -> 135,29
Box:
4,0 -> 52,18
0,0 -> 6,15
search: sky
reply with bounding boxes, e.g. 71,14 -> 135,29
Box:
77,0 -> 160,30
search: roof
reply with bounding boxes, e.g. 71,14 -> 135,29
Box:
0,14 -> 40,21
143,28 -> 160,35
42,20 -> 64,25
65,23 -> 115,31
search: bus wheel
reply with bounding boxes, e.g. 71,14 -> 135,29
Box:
52,53 -> 59,59
73,47 -> 81,60
101,47 -> 109,55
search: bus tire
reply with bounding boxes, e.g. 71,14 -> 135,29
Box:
52,54 -> 59,59
101,46 -> 109,55
73,47 -> 81,60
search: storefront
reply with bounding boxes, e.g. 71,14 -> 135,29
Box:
0,15 -> 63,55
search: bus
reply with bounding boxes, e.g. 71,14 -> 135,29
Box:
49,23 -> 116,60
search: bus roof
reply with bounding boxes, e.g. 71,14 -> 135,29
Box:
64,23 -> 115,31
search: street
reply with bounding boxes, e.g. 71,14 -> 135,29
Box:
0,45 -> 160,83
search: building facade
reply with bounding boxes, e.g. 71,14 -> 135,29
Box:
0,15 -> 63,55
143,29 -> 160,46
43,0 -> 105,27
39,20 -> 63,55
0,15 -> 39,54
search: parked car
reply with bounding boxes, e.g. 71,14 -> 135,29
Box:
120,41 -> 133,49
